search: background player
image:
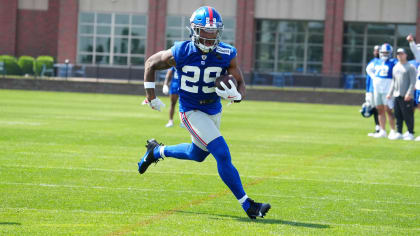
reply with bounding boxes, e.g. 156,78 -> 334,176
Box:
366,43 -> 397,138
139,6 -> 271,219
406,34 -> 420,141
162,67 -> 179,128
365,45 -> 381,136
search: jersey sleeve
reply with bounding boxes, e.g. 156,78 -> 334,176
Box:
171,41 -> 188,67
409,41 -> 420,62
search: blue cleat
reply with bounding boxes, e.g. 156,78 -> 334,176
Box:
138,139 -> 163,174
246,198 -> 271,219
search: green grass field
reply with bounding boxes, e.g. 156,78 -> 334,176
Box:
0,89 -> 419,235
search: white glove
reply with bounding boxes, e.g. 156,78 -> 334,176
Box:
162,84 -> 169,95
215,80 -> 242,102
142,97 -> 166,111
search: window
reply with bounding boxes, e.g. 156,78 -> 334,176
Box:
342,23 -> 416,74
165,15 -> 235,49
77,12 -> 147,67
254,20 -> 324,74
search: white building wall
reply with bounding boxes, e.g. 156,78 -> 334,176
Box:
18,0 -> 48,10
167,0 -> 236,17
255,0 -> 326,20
344,0 -> 417,23
79,0 -> 148,14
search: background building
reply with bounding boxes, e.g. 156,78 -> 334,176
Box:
1,0 -> 419,83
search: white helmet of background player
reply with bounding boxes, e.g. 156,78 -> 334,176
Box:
379,43 -> 393,60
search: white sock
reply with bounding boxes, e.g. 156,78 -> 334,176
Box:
159,146 -> 166,158
238,195 -> 248,205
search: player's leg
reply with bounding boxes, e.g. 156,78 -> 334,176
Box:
165,94 -> 178,127
181,111 -> 270,219
374,92 -> 386,130
373,103 -> 387,138
390,97 -> 403,140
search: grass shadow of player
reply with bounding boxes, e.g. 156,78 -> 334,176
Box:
0,222 -> 21,226
174,210 -> 329,228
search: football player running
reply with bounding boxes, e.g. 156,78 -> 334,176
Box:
139,6 -> 271,219
366,43 -> 397,138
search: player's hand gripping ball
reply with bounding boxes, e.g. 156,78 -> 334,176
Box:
215,75 -> 242,102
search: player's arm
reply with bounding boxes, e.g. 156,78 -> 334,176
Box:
144,49 -> 176,101
407,34 -> 420,62
366,61 -> 376,79
227,57 -> 246,101
162,69 -> 174,95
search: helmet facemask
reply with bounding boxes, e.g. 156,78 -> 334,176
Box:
190,23 -> 223,53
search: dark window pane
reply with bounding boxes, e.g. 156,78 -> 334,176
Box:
308,22 -> 324,32
278,33 -> 305,44
277,62 -> 304,72
223,18 -> 235,29
343,35 -> 364,45
223,30 -> 235,41
80,12 -> 94,23
342,46 -> 363,63
115,14 -> 129,25
96,25 -> 111,35
114,38 -> 129,54
397,24 -> 415,37
166,40 -> 175,49
114,56 -> 127,65
131,56 -> 144,65
96,37 -> 111,53
131,27 -> 146,37
278,21 -> 305,33
79,36 -> 93,52
367,35 -> 394,46
308,34 -> 324,44
80,25 -> 94,34
256,32 -> 276,43
97,13 -> 111,24
131,38 -> 145,54
256,20 -> 277,32
132,15 -> 146,25
308,46 -> 323,61
344,23 -> 365,34
256,43 -> 275,60
367,24 -> 394,35
115,26 -> 130,36
78,54 -> 93,64
166,28 -> 182,38
95,55 -> 109,64
167,16 -> 182,27
277,44 -> 304,61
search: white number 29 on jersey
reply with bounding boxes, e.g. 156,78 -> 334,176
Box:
180,66 -> 222,93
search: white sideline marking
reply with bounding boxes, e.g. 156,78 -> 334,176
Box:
1,182 -> 419,206
1,164 -> 419,188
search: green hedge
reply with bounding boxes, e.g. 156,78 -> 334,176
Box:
18,56 -> 35,75
0,55 -> 22,75
34,56 -> 54,76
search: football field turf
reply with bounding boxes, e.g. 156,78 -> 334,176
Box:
0,89 -> 419,235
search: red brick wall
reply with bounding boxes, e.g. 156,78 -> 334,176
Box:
236,0 -> 255,74
0,0 -> 18,55
16,0 -> 59,58
322,0 -> 344,76
57,0 -> 79,63
146,0 -> 167,59
416,0 -> 420,41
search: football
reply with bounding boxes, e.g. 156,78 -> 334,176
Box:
215,75 -> 238,90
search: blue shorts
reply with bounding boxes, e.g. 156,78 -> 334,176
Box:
415,90 -> 420,106
169,79 -> 179,95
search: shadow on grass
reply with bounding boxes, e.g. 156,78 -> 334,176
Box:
0,222 -> 21,226
175,210 -> 329,229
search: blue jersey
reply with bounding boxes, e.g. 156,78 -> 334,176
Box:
366,58 -> 379,92
171,41 -> 236,115
169,67 -> 179,95
372,58 -> 398,79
